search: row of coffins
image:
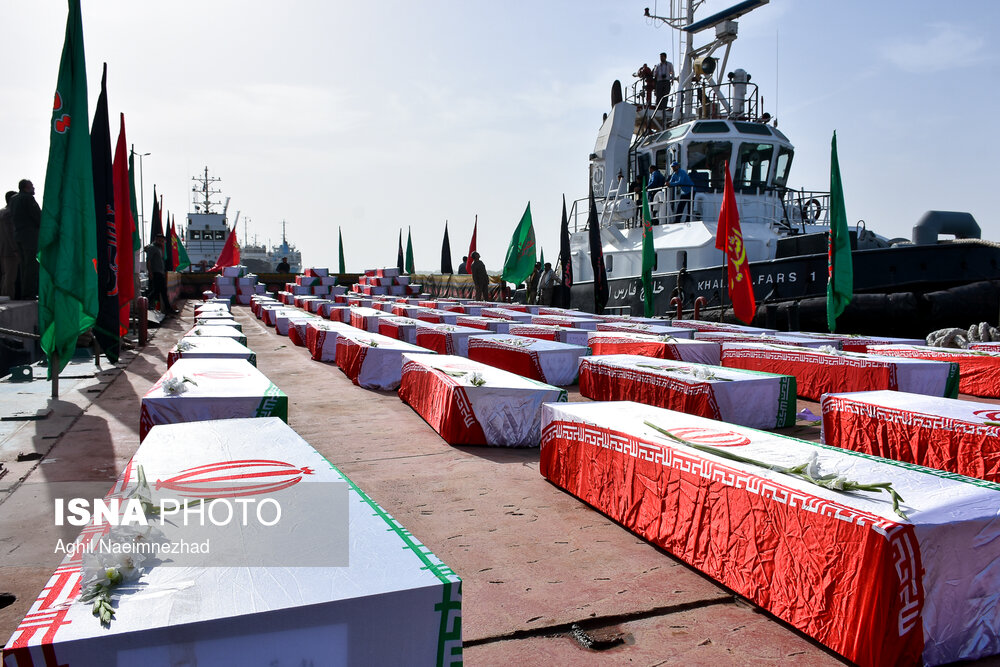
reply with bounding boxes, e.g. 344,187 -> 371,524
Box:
538,400 -> 1000,666
249,295 -> 1000,662
6,297 -> 463,664
211,265 -> 267,305
353,267 -> 421,296
250,293 -> 573,446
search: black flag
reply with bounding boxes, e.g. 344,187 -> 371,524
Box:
588,188 -> 608,314
441,221 -> 453,274
558,194 -> 573,307
90,63 -> 120,363
396,229 -> 404,272
150,185 -> 162,241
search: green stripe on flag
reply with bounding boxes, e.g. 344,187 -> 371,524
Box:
944,362 -> 960,399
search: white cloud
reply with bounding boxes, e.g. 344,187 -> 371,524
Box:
881,23 -> 987,73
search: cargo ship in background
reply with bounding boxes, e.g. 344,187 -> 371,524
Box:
566,0 -> 1000,336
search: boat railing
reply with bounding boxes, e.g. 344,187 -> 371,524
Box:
571,184 -> 827,233
627,80 -> 764,134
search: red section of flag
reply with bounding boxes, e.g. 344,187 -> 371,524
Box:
465,216 -> 477,274
112,113 -> 134,336
717,162 -> 756,324
169,215 -> 180,267
209,222 -> 241,272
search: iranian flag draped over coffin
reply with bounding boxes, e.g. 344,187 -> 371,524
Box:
578,355 -> 795,428
139,359 -> 286,440
540,401 -> 1000,667
399,354 -> 566,447
3,418 -> 462,665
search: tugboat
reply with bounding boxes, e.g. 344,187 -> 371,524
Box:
568,0 -> 1000,336
183,167 -> 232,272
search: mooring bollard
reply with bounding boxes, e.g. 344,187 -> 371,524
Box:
138,297 -> 148,346
693,296 -> 707,320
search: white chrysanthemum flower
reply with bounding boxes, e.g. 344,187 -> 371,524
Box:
176,340 -> 195,351
469,372 -> 486,387
817,345 -> 840,355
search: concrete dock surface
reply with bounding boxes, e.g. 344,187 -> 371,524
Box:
2,301 -> 998,665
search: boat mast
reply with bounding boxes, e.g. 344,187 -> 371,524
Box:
191,166 -> 222,215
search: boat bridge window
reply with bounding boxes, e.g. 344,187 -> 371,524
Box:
606,254 -> 614,274
691,121 -> 729,134
189,230 -> 201,240
774,146 -> 794,188
736,142 -> 774,192
687,141 -> 732,191
733,121 -> 772,136
214,230 -> 226,240
639,125 -> 689,148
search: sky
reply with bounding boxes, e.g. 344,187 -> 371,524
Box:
2,0 -> 999,273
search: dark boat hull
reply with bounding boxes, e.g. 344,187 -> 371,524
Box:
569,242 -> 1000,337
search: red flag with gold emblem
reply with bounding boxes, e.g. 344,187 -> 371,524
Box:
716,161 -> 756,323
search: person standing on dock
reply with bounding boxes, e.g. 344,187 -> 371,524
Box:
144,234 -> 176,315
539,262 -> 558,306
471,251 -> 489,301
0,191 -> 18,298
10,179 -> 40,299
527,261 -> 542,304
653,52 -> 674,105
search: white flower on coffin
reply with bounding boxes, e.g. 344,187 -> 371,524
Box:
804,451 -> 822,479
469,372 -> 486,387
194,328 -> 204,336
176,340 -> 195,352
691,366 -> 712,380
817,345 -> 843,355
162,376 -> 196,395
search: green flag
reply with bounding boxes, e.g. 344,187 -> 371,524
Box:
501,202 -> 536,286
39,0 -> 97,378
827,131 -> 853,332
338,226 -> 346,274
641,183 -> 655,317
405,227 -> 414,274
176,234 -> 191,271
128,147 -> 139,251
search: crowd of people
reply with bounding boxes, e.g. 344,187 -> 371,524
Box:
0,179 -> 40,300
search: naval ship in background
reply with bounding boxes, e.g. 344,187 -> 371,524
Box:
183,168 -> 302,273
241,220 -> 303,274
566,0 -> 1000,336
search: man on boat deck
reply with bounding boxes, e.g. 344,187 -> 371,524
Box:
634,63 -> 654,105
653,52 -> 674,105
648,164 -> 666,194
471,252 -> 489,301
669,161 -> 695,223
276,256 -> 290,273
458,257 -> 468,275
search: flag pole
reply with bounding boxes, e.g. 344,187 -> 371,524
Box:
51,351 -> 59,399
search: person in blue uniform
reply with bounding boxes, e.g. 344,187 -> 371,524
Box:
668,161 -> 694,223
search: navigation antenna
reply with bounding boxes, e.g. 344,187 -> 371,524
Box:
644,0 -> 769,124
191,166 -> 222,215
